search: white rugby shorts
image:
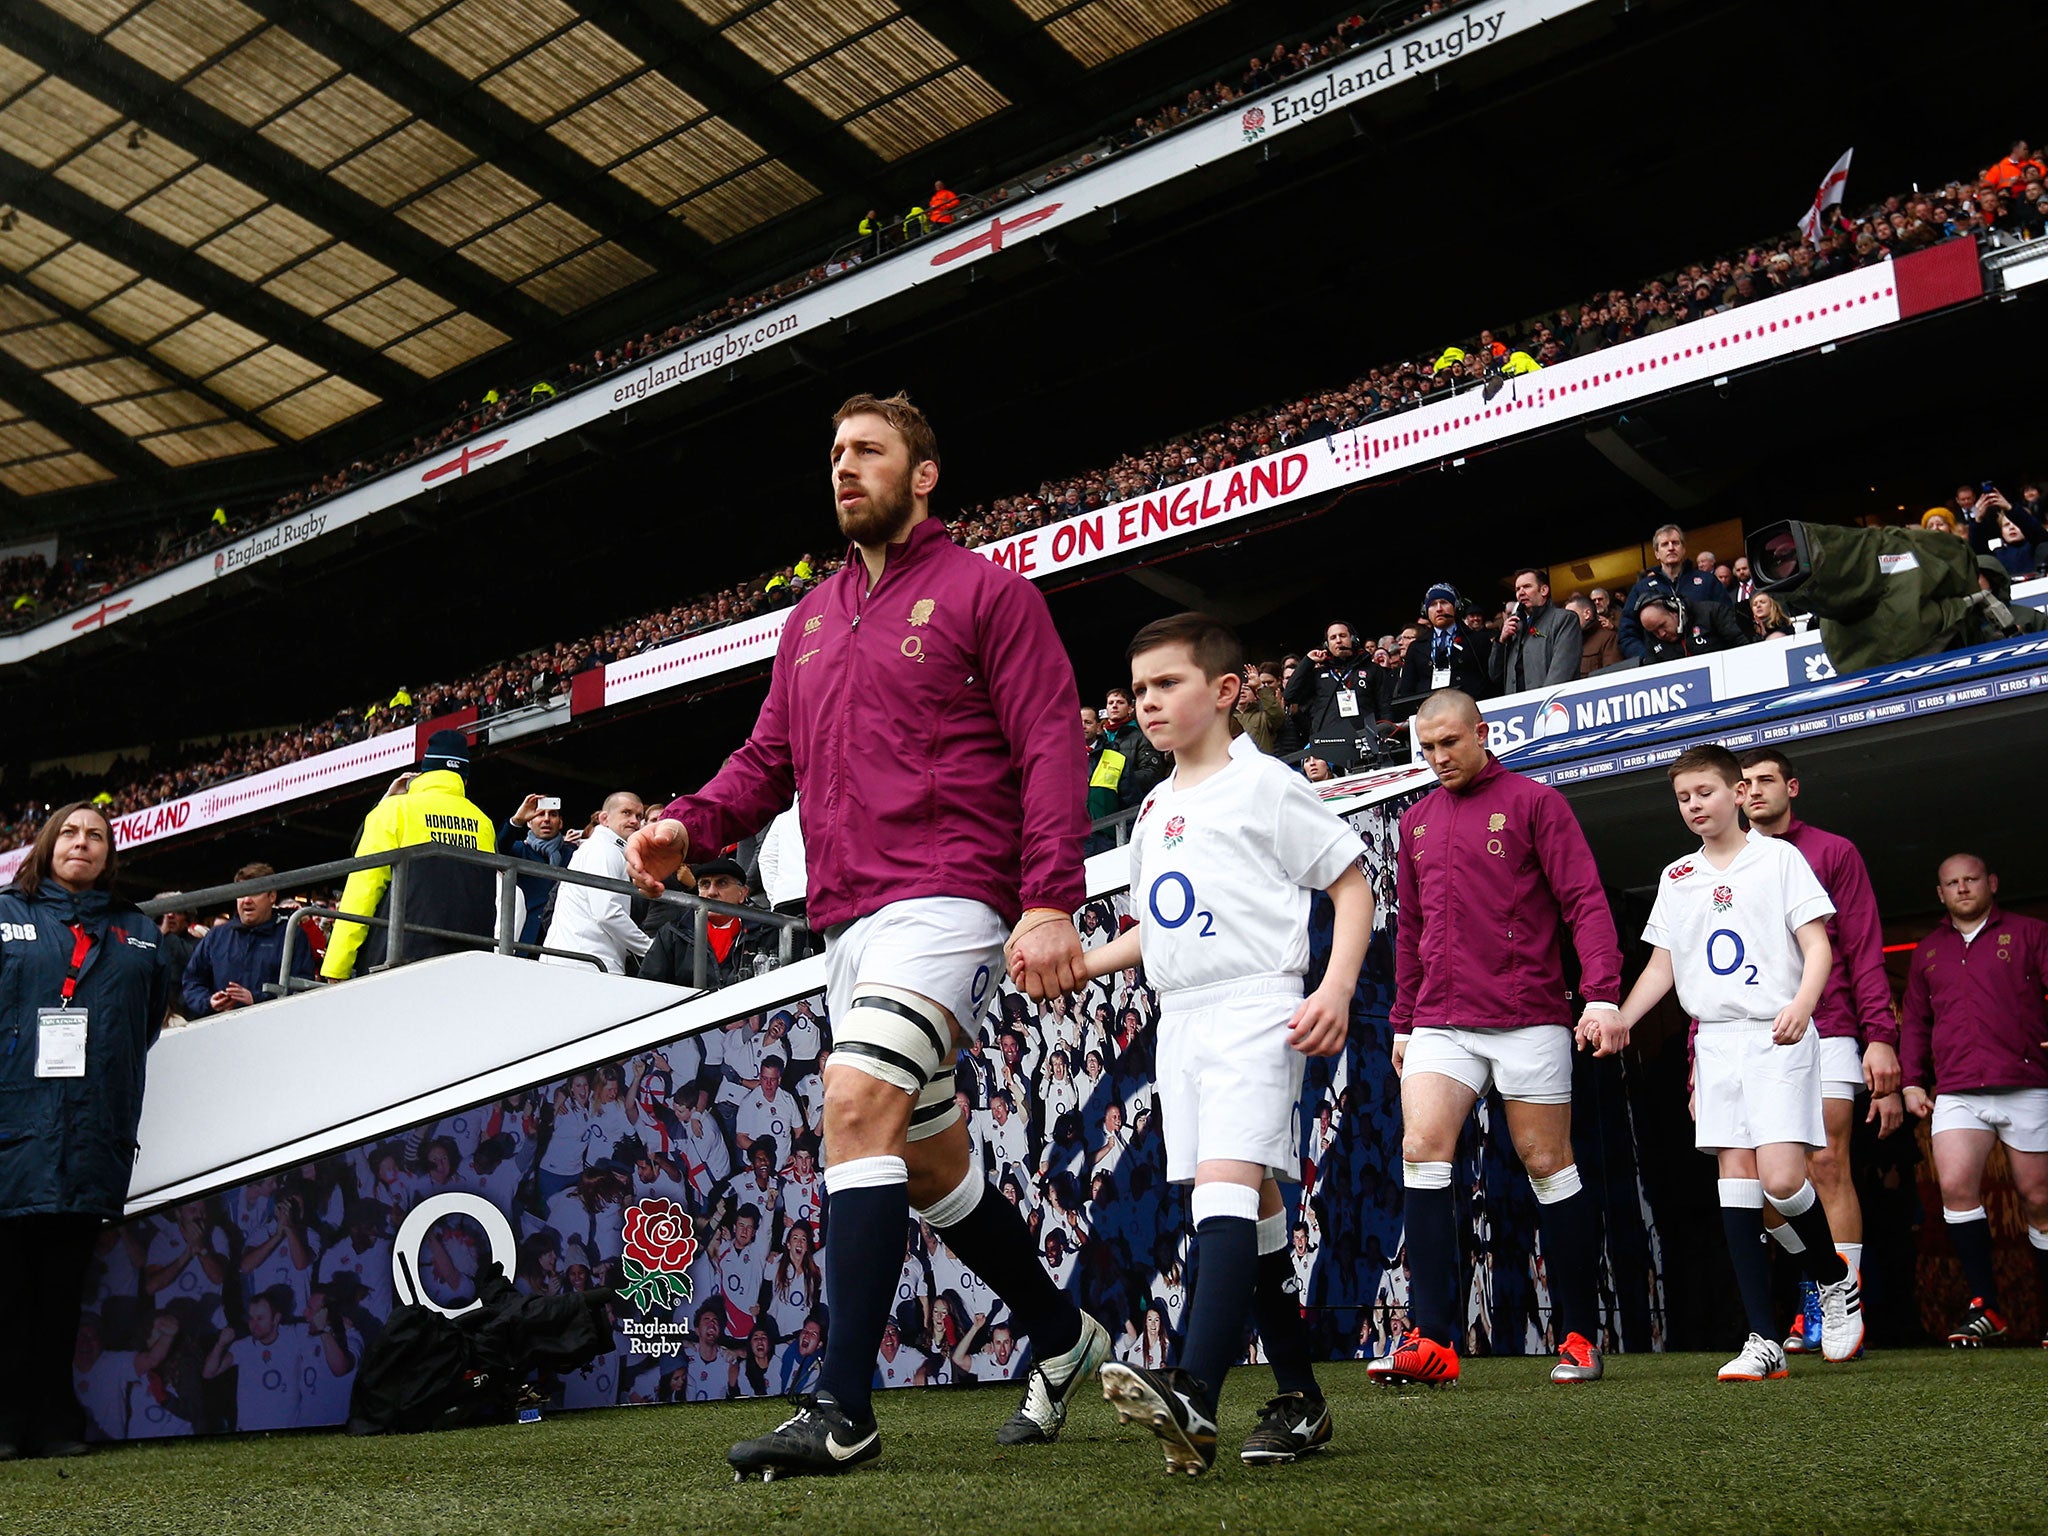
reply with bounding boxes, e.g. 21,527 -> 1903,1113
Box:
1930,1088 -> 2048,1153
1155,976 -> 1307,1185
823,897 -> 1005,1092
1694,1024 -> 1824,1153
1818,1035 -> 1866,1103
1401,1024 -> 1573,1105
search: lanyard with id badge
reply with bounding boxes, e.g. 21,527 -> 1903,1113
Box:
36,921 -> 94,1078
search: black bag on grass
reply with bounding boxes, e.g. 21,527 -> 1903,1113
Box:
347,1263 -> 614,1434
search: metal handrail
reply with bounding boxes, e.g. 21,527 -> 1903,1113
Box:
142,841 -> 807,997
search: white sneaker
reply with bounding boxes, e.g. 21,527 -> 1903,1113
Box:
997,1312 -> 1112,1444
1717,1333 -> 1788,1382
1818,1261 -> 1866,1363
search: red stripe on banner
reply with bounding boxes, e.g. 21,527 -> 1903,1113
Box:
1893,239 -> 1984,318
570,666 -> 606,717
415,706 -> 479,759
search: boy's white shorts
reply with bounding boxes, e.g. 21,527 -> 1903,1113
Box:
1400,1024 -> 1574,1105
1156,976 -> 1307,1185
1694,1024 -> 1824,1153
1931,1088 -> 2048,1153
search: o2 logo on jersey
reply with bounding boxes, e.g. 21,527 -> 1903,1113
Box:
618,1198 -> 696,1313
1706,929 -> 1760,986
1162,815 -> 1186,850
1711,885 -> 1734,913
1148,872 -> 1215,938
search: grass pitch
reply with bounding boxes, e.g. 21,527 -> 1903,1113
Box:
6,1352 -> 2041,1536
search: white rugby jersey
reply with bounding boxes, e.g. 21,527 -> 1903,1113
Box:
1643,832 -> 1834,1026
1129,734 -> 1363,993
230,1327 -> 313,1431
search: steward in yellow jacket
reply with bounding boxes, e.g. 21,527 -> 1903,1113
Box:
322,731 -> 498,979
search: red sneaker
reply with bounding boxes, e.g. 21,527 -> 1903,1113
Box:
1365,1329 -> 1460,1386
1549,1330 -> 1603,1383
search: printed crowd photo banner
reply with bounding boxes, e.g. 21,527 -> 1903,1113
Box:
61,800 -> 1672,1442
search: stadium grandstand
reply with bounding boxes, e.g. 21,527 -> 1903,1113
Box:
6,0 -> 2048,1527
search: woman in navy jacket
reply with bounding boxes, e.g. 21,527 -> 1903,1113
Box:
0,802 -> 172,1458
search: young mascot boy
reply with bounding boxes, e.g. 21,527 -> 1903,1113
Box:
1585,743 -> 1865,1379
1035,612 -> 1372,1473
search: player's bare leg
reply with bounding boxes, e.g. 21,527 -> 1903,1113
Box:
1501,1098 -> 1603,1382
1370,1070 -> 1478,1386
1935,1125 -> 2007,1344
2006,1148 -> 2048,1347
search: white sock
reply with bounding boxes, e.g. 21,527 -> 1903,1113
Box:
1767,1222 -> 1807,1255
1837,1241 -> 1863,1275
1255,1211 -> 1287,1257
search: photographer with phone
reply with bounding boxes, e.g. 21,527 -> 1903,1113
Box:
1283,620 -> 1381,781
505,793 -> 577,950
1960,483 -> 2047,578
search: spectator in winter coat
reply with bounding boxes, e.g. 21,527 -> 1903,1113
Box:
1286,621 -> 1382,778
503,794 -> 578,949
1100,687 -> 1167,809
181,862 -> 318,1014
1395,583 -> 1492,714
1487,569 -> 1581,694
1618,525 -> 1730,659
1565,595 -> 1621,675
1635,594 -> 1750,664
640,860 -> 775,991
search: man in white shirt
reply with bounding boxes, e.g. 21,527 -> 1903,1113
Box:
541,793 -> 652,974
736,1056 -> 800,1155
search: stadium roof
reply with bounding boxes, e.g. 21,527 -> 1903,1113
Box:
0,0 -> 1338,522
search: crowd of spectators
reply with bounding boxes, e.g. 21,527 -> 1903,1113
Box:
0,4 -> 1462,635
5,132 -> 2042,852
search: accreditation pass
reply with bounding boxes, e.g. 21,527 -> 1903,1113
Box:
36,1007 -> 86,1077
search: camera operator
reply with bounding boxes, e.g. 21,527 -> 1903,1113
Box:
1284,621 -> 1381,781
1488,568 -> 1580,695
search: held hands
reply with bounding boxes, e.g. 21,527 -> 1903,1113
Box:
1903,1086 -> 1933,1120
624,819 -> 690,897
1770,1007 -> 1810,1046
1573,1006 -> 1629,1057
1006,910 -> 1085,1000
1286,984 -> 1348,1057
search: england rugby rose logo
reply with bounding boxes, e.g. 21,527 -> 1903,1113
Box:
1711,885 -> 1734,912
1241,106 -> 1266,140
1163,814 -> 1186,849
619,1197 -> 695,1312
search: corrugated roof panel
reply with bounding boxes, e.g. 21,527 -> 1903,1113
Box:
259,74 -> 412,170
840,66 -> 1006,160
103,0 -> 263,82
43,353 -> 173,404
485,21 -> 643,126
19,240 -> 140,311
33,1 -> 135,37
146,310 -> 266,377
195,201 -> 332,283
409,0 -> 570,79
513,238 -> 651,311
0,72 -> 124,167
381,309 -> 506,375
0,417 -> 74,459
551,68 -> 712,179
782,13 -> 958,120
125,164 -> 267,248
48,124 -> 197,209
673,157 -> 817,242
94,389 -> 227,434
0,46 -> 47,102
328,119 -> 474,207
0,214 -> 71,269
136,419 -> 272,466
1017,0 -> 1227,69
0,320 -> 109,372
394,161 -> 536,248
257,372 -> 380,438
186,24 -> 341,127
0,452 -> 114,494
89,278 -> 204,344
263,244 -> 401,318
205,342 -> 326,409
0,286 -> 59,332
349,0 -> 440,30
321,276 -> 452,349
